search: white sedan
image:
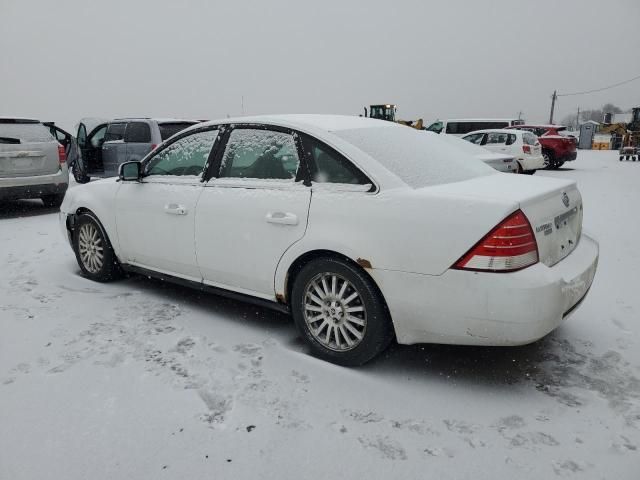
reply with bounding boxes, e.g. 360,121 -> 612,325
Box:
462,128 -> 546,174
60,115 -> 598,366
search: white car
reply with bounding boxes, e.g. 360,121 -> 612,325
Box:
462,129 -> 545,174
60,115 -> 598,366
431,131 -> 518,173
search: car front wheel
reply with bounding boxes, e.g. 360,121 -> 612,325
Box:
73,213 -> 122,282
291,257 -> 393,366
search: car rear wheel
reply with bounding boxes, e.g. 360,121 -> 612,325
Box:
41,193 -> 65,208
73,213 -> 122,282
291,257 -> 393,366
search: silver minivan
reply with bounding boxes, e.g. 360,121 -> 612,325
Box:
0,118 -> 69,207
74,118 -> 199,182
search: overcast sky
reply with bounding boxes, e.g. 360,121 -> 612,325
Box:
2,0 -> 639,131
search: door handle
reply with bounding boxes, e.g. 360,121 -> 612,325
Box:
164,203 -> 188,215
266,211 -> 298,225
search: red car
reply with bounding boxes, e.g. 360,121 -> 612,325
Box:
506,125 -> 577,169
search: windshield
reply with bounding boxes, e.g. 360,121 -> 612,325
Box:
0,123 -> 55,142
336,127 -> 495,188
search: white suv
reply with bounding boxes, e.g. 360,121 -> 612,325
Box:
0,118 -> 69,206
462,129 -> 545,174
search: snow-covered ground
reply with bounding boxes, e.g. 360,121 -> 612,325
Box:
1,150 -> 638,479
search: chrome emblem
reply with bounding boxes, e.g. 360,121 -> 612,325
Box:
562,192 -> 570,208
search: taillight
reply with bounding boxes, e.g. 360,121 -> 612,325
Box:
522,145 -> 531,154
151,144 -> 158,151
58,144 -> 66,164
452,209 -> 539,272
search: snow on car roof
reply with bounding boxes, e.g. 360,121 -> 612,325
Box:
194,114 -> 403,133
464,128 -> 527,135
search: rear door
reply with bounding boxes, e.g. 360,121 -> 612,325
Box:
80,123 -> 108,174
124,121 -> 153,162
102,122 -> 127,177
195,125 -> 311,298
0,121 -> 59,178
483,132 -> 510,154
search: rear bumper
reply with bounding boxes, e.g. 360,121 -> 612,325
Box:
372,233 -> 599,346
518,154 -> 546,171
0,168 -> 69,200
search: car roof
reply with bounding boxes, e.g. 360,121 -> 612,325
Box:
112,117 -> 200,124
508,124 -> 566,131
438,118 -> 521,123
463,128 -> 523,135
191,114 -> 401,133
0,117 -> 40,124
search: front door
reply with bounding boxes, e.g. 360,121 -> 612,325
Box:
115,128 -> 219,280
195,126 -> 311,298
102,122 -> 127,177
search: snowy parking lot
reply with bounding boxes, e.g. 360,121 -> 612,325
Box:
1,150 -> 638,479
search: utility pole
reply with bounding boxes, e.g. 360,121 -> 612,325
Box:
549,90 -> 557,124
241,96 -> 245,115
576,107 -> 580,130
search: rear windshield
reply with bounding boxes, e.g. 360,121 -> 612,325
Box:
336,127 -> 495,188
0,123 -> 55,143
159,122 -> 197,140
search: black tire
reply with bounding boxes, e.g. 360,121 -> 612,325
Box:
290,257 -> 394,366
542,150 -> 554,169
72,213 -> 123,282
523,169 -> 536,175
41,193 -> 65,208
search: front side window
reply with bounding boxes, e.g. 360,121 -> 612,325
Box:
77,124 -> 87,148
89,125 -> 107,148
301,134 -> 370,185
485,132 -> 508,145
219,128 -> 299,180
145,129 -> 218,177
426,121 -> 443,133
124,122 -> 151,143
104,123 -> 126,142
505,134 -> 517,145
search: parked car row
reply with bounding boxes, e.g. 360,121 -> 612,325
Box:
424,117 -> 578,173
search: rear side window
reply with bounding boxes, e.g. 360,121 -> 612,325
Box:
300,134 -> 370,185
159,122 -> 196,140
220,129 -> 299,180
505,134 -> 517,145
523,132 -> 538,145
0,123 -> 54,142
104,123 -> 126,141
124,122 -> 151,143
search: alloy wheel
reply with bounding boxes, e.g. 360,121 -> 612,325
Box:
78,222 -> 104,273
303,272 -> 367,352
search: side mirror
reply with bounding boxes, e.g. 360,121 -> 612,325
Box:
119,161 -> 142,182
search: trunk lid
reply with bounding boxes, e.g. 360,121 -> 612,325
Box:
0,141 -> 60,177
427,174 -> 583,267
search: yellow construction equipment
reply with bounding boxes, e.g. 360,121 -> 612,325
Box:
363,104 -> 424,130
